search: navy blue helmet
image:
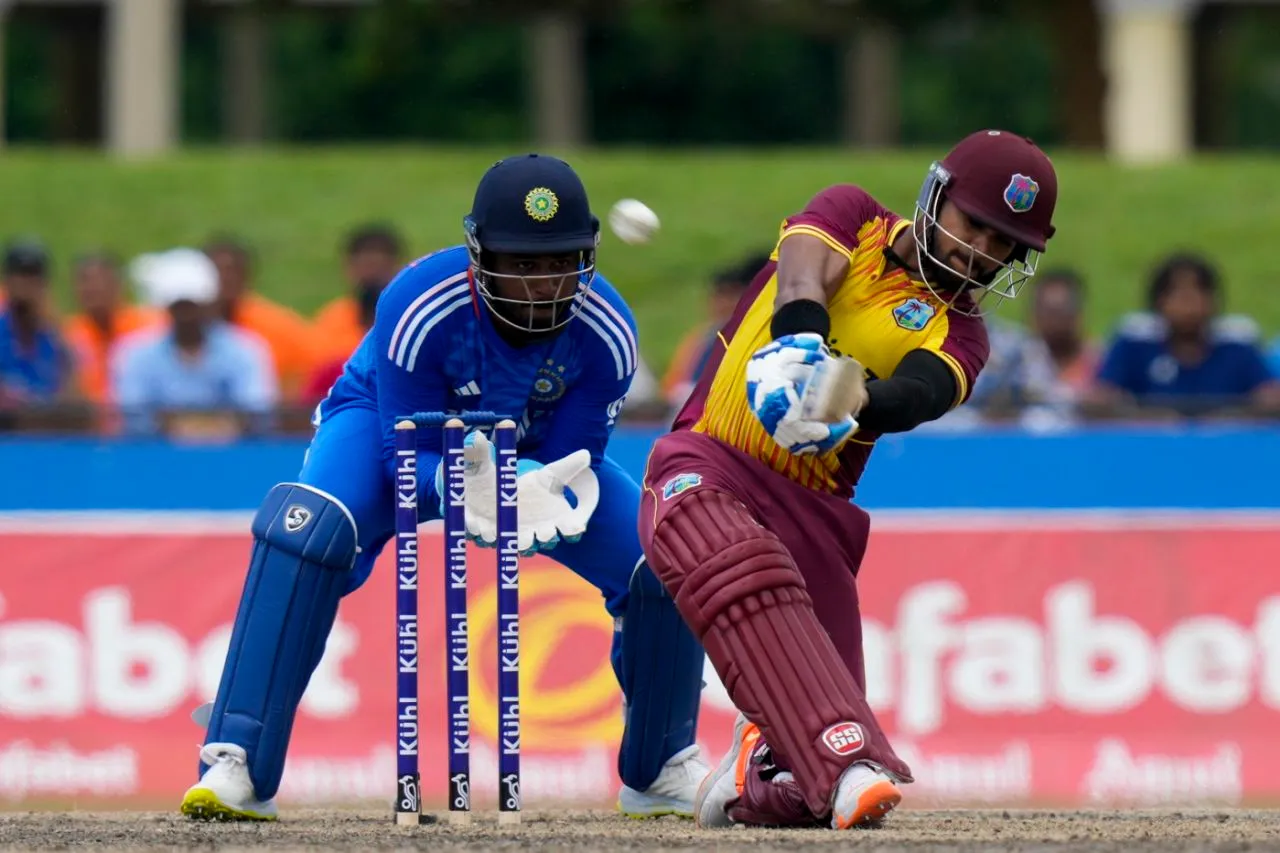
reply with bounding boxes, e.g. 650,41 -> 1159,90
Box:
463,153 -> 600,333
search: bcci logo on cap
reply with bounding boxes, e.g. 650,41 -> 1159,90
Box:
525,187 -> 559,222
1004,173 -> 1039,213
821,721 -> 866,757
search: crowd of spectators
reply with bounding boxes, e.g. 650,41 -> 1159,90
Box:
0,232 -> 1274,440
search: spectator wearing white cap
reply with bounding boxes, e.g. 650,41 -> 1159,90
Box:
109,248 -> 279,438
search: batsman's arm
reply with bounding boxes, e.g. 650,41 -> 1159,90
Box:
856,350 -> 958,434
857,306 -> 990,432
770,235 -> 849,341
770,184 -> 876,340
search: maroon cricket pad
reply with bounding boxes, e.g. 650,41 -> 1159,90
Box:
649,487 -> 879,816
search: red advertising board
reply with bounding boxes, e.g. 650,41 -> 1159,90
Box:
2,513 -> 1279,808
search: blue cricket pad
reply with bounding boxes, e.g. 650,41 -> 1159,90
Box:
200,483 -> 358,802
615,558 -> 705,791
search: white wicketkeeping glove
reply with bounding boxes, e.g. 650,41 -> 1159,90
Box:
435,430 -> 501,546
513,449 -> 600,556
436,433 -> 600,554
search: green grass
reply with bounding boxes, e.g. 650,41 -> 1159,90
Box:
4,145 -> 1279,371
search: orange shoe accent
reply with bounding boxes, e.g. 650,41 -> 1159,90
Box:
833,778 -> 901,830
732,722 -> 762,793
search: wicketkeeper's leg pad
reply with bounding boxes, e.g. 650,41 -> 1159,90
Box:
201,483 -> 358,802
648,487 -> 908,818
614,557 -> 705,791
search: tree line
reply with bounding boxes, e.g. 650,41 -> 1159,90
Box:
5,0 -> 1278,150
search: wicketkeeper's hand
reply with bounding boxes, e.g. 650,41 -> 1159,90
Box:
745,332 -> 863,456
435,430 -> 502,546
512,450 -> 599,556
436,433 -> 600,554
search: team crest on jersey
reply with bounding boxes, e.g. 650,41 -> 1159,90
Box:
892,297 -> 936,332
1003,173 -> 1039,213
662,473 -> 702,501
531,360 -> 567,403
525,187 -> 559,222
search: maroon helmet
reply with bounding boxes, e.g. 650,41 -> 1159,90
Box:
913,129 -> 1059,315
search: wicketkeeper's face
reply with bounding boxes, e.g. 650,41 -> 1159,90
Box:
486,252 -> 581,328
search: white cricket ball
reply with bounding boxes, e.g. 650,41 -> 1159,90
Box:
608,198 -> 660,245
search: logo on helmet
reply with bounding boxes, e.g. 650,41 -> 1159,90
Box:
1003,173 -> 1039,214
524,187 -> 559,222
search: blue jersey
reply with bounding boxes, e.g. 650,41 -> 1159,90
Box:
320,245 -> 639,503
1096,312 -> 1273,404
0,311 -> 71,402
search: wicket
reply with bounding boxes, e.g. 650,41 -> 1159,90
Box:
393,411 -> 521,827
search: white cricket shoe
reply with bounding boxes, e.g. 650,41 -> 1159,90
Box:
693,713 -> 760,828
180,743 -> 279,821
617,744 -> 711,818
829,761 -> 901,830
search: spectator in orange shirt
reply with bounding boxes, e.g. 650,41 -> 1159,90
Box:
301,281 -> 383,406
204,235 -> 321,401
302,225 -> 406,406
62,252 -> 162,404
312,223 -> 406,363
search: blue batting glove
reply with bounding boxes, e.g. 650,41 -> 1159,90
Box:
745,333 -> 856,455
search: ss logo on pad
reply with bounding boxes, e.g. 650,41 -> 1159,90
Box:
284,504 -> 313,533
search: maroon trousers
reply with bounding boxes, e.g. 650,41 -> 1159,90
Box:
639,430 -> 910,819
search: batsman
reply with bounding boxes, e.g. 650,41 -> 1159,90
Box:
181,154 -> 708,820
639,130 -> 1059,829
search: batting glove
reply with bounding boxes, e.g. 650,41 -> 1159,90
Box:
745,333 -> 857,456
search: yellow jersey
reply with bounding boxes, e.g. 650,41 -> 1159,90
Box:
673,184 -> 990,497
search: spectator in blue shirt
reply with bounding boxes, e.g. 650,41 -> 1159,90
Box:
0,239 -> 75,410
110,248 -> 279,438
1267,335 -> 1280,380
1087,253 -> 1280,418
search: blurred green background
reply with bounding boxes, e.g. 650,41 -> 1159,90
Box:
4,0 -> 1280,371
1,147 -> 1274,369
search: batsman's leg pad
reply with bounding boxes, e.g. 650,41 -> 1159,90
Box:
201,483 -> 358,802
649,487 -> 909,818
615,557 -> 705,792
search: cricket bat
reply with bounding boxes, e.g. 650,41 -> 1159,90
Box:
799,354 -> 868,423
